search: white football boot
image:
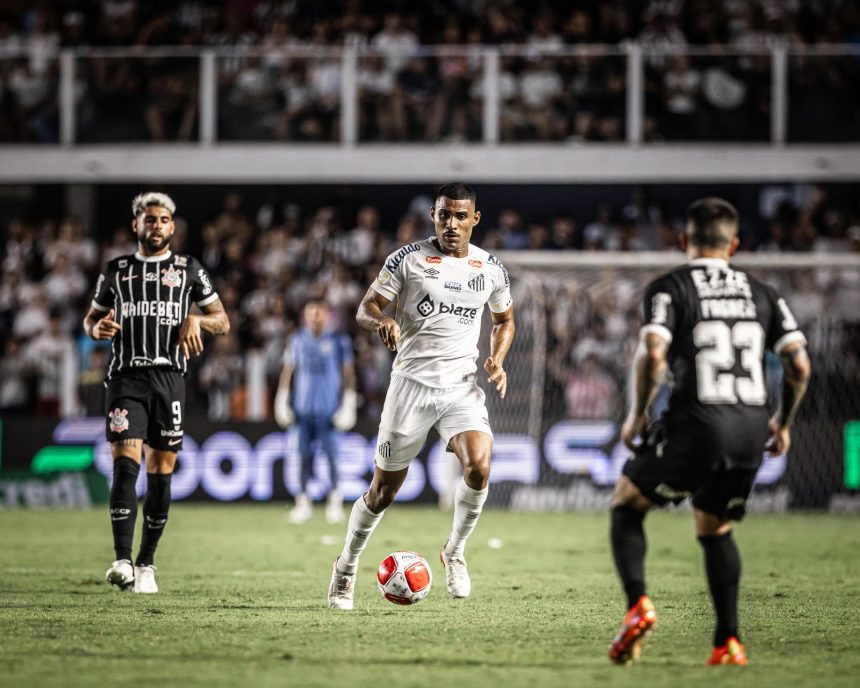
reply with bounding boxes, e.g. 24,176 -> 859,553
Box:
440,545 -> 471,598
288,493 -> 313,524
105,559 -> 134,590
325,490 -> 344,524
327,557 -> 356,610
133,564 -> 158,593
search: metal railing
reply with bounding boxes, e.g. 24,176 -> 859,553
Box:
0,43 -> 857,146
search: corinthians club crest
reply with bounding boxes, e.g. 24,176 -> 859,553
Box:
161,265 -> 182,288
109,408 -> 129,433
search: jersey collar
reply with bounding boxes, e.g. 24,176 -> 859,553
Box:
135,250 -> 173,263
689,257 -> 728,268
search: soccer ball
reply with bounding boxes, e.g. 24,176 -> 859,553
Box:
376,551 -> 432,605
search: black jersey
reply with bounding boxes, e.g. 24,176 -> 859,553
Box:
640,257 -> 806,468
90,250 -> 219,378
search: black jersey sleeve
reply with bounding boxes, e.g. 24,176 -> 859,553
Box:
640,274 -> 680,343
763,284 -> 806,354
188,257 -> 219,308
91,262 -> 116,312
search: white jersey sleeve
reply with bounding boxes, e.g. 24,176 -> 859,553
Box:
371,243 -> 421,300
487,255 -> 513,313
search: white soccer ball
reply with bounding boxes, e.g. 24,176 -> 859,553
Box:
376,551 -> 432,605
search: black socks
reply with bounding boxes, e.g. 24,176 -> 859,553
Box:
699,532 -> 742,646
611,505 -> 647,609
136,473 -> 172,567
109,457 -> 140,561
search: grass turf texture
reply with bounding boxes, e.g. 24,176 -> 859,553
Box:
1,506 -> 858,688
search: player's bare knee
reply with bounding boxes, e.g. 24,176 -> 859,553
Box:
695,509 -> 732,537
365,483 -> 397,512
612,476 -> 649,510
462,452 -> 491,490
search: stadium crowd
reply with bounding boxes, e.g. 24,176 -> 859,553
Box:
1,183 -> 858,422
0,0 -> 858,143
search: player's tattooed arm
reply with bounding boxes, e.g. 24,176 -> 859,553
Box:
621,332 -> 669,449
83,306 -> 122,341
357,287 -> 399,351
178,298 -> 230,357
767,342 -> 811,455
485,306 -> 515,399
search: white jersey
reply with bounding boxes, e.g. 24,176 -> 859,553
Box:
371,237 -> 513,387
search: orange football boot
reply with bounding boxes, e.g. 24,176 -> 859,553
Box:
608,595 -> 658,665
707,637 -> 747,666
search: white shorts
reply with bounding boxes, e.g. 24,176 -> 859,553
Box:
375,374 -> 493,471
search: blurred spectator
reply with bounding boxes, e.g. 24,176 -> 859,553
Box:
198,333 -> 244,421
370,13 -> 418,77
564,354 -> 616,420
0,338 -> 33,413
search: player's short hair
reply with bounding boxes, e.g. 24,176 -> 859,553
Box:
436,182 -> 476,205
686,197 -> 739,249
132,192 -> 176,218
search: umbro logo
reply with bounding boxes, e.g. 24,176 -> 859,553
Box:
423,267 -> 440,279
468,274 -> 485,292
378,440 -> 391,459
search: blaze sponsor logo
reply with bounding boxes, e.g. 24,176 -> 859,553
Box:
384,243 -> 421,272
174,255 -> 188,267
425,256 -> 442,264
416,293 -> 478,320
417,294 -> 435,317
468,274 -> 485,292
109,408 -> 129,433
378,440 -> 391,458
445,281 -> 462,291
161,265 -> 182,288
469,259 -> 482,268
197,268 -> 213,295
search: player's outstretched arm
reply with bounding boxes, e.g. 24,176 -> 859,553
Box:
83,307 -> 122,341
485,306 -> 515,399
357,287 -> 399,351
621,332 -> 669,449
767,341 -> 811,455
177,298 -> 230,358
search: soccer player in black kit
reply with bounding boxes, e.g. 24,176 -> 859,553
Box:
83,192 -> 230,593
608,198 -> 811,665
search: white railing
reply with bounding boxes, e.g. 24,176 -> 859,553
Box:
2,43 -> 859,147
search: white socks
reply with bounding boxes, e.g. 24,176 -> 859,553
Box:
445,480 -> 489,558
338,495 -> 384,574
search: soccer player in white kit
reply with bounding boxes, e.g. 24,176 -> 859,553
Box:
328,183 -> 516,609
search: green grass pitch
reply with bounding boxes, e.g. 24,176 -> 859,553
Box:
1,505 -> 859,688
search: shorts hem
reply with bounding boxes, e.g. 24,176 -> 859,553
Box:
439,425 -> 493,452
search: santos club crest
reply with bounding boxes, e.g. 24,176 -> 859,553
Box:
161,265 -> 182,288
109,408 -> 129,433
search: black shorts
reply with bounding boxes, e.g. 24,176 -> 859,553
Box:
105,369 -> 185,451
622,422 -> 758,521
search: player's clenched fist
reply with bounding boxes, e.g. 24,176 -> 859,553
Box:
92,309 -> 122,340
377,317 -> 400,351
484,356 -> 507,399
